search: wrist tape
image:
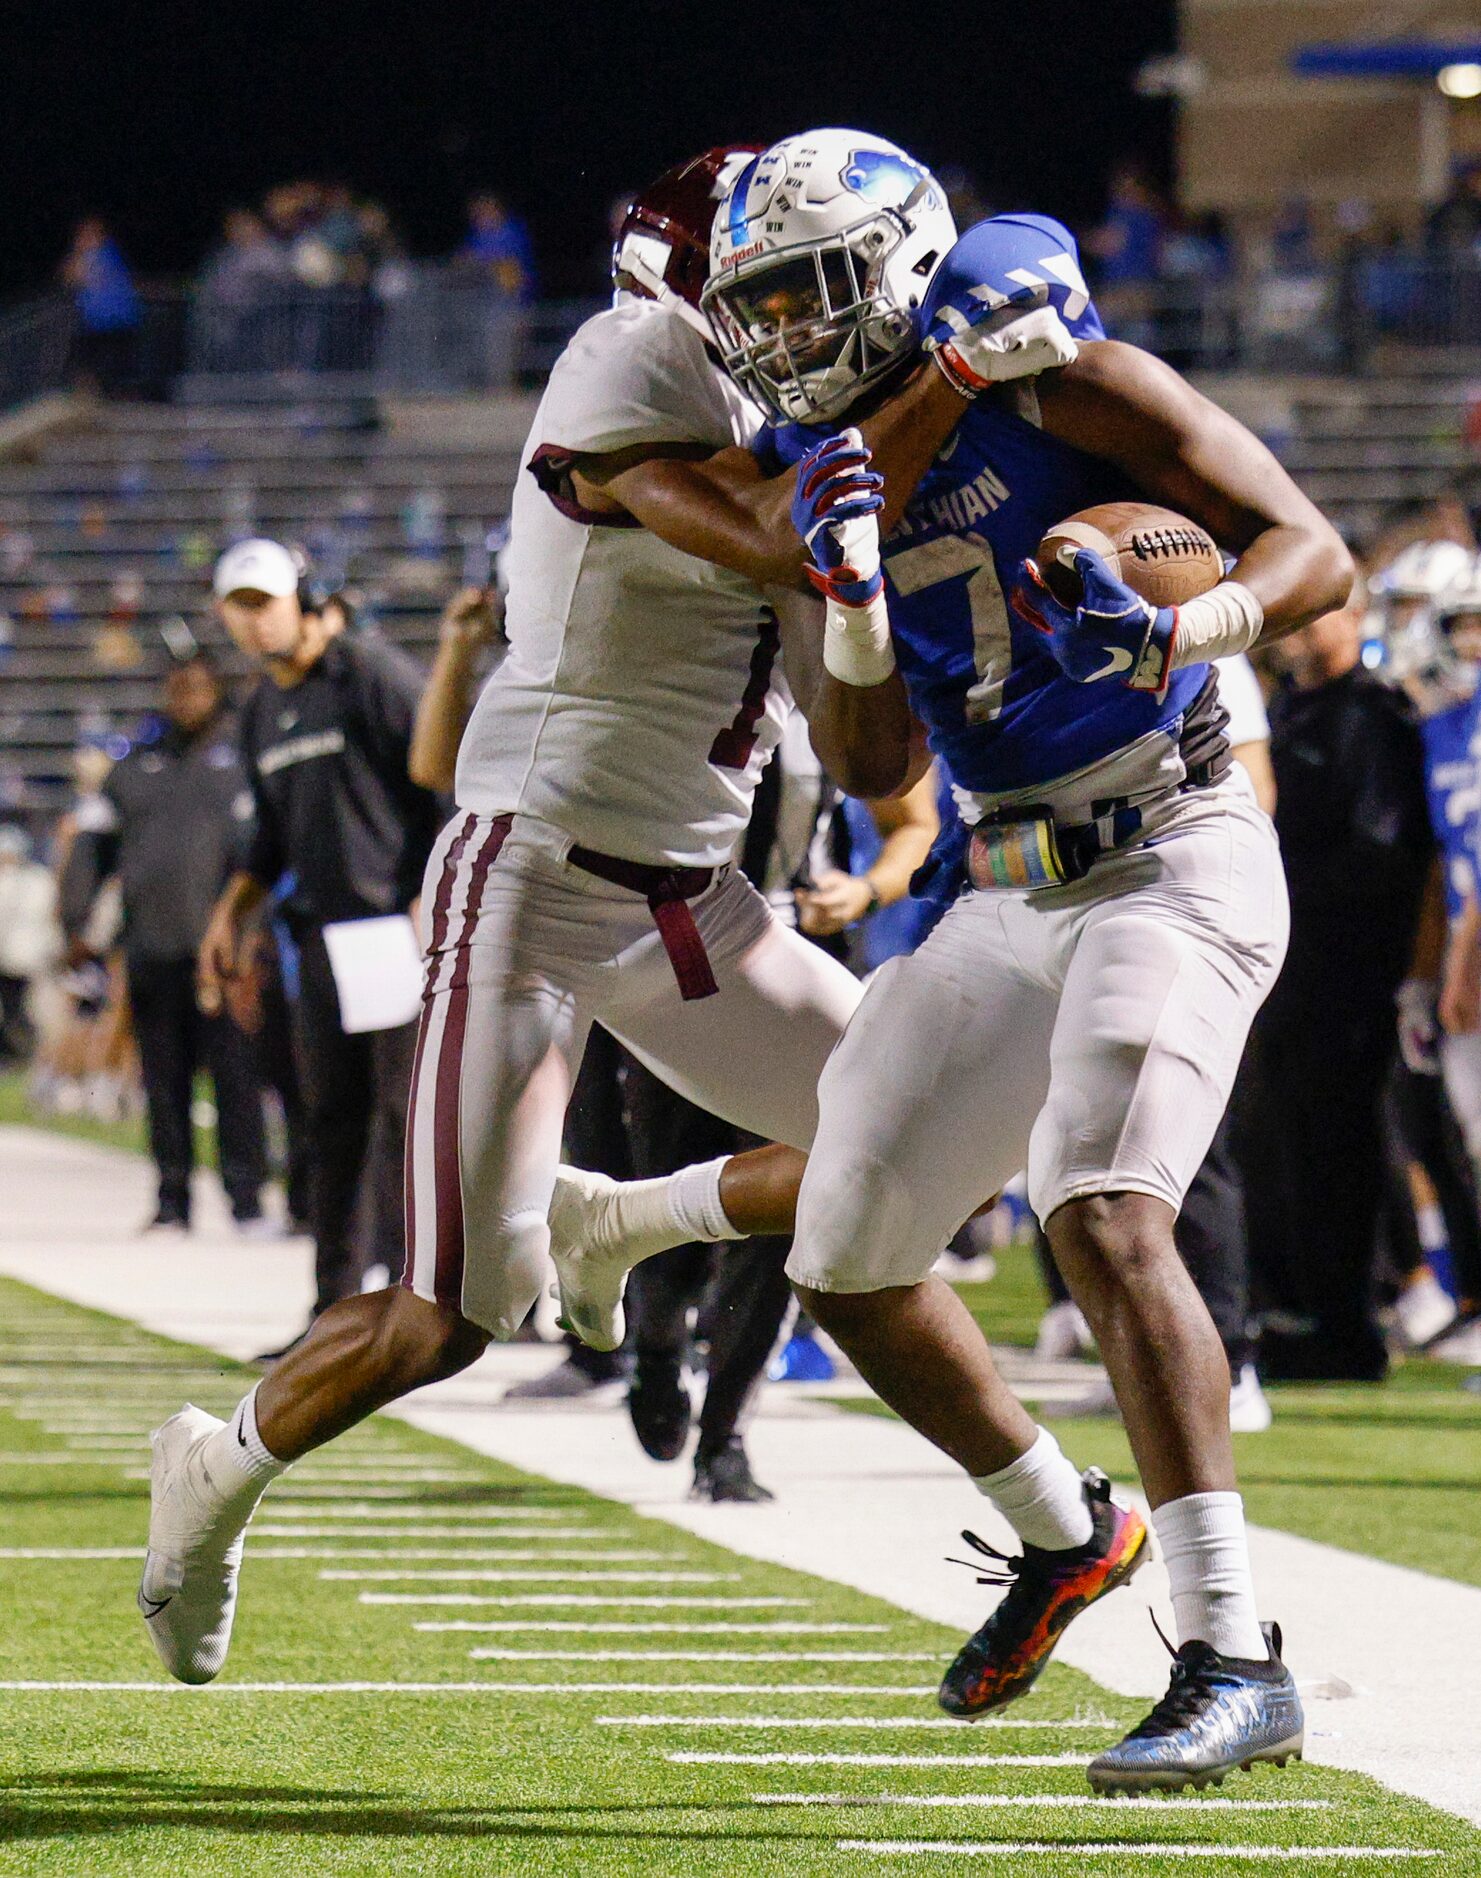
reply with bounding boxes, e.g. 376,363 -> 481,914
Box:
1170,580 -> 1264,669
822,590 -> 896,688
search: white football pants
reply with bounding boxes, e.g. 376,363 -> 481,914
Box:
789,773 -> 1289,1293
402,812 -> 861,1336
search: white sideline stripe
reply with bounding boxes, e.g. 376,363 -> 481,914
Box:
120,1468 -> 493,1486
255,1526 -> 606,1540
416,1623 -> 888,1636
601,1716 -> 1115,1730
334,1570 -> 732,1585
403,1594 -> 807,1608
254,1503 -> 570,1517
316,1552 -> 678,1567
0,1547 -> 606,1562
758,1793 -> 1333,1811
359,1573 -> 739,1594
835,1844 -> 1441,1862
264,1484 -> 496,1500
670,1752 -> 1087,1767
0,1679 -> 927,1696
469,1650 -> 938,1664
293,1529 -> 600,1542
0,1452 -> 126,1465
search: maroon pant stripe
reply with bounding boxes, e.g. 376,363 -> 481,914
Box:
432,816 -> 511,1303
402,811 -> 476,1296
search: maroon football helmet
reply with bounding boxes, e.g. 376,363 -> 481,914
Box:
611,145 -> 762,336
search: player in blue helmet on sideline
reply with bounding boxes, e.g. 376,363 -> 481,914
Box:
546,128 -> 1351,1792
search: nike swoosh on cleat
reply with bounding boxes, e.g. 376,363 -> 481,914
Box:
139,1594 -> 172,1617
1084,645 -> 1134,682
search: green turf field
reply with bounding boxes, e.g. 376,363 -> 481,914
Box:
0,1278 -> 1476,1875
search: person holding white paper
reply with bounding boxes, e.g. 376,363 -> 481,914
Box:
198,538 -> 440,1348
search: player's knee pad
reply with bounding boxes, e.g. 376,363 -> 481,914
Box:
461,1209 -> 551,1341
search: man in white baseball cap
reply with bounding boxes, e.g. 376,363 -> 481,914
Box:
212,539 -> 324,677
201,536 -> 439,1351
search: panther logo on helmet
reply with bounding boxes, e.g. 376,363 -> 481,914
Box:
840,147 -> 933,205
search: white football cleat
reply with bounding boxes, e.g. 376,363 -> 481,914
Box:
1035,1299 -> 1095,1362
546,1166 -> 636,1354
1392,1268 -> 1458,1349
138,1405 -> 261,1684
1228,1363 -> 1274,1433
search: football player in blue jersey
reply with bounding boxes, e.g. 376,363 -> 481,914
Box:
1384,547 -> 1481,1354
549,128 -> 1352,1792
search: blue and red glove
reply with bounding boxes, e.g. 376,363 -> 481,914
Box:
1014,548 -> 1178,694
790,428 -> 885,606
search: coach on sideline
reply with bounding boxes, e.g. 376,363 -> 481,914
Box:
198,539 -> 440,1355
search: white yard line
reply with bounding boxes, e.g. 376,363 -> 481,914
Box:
328,1562 -> 732,1577
466,1649 -> 939,1663
253,1502 -> 566,1517
416,1622 -> 888,1635
0,1679 -> 935,1696
313,1551 -> 681,1566
402,1594 -> 807,1608
3,1127 -> 1478,1828
757,1793 -> 1331,1810
834,1845 -> 1442,1862
252,1525 -> 606,1540
0,1546 -> 647,1562
598,1715 -> 1114,1730
670,1751 -> 1087,1768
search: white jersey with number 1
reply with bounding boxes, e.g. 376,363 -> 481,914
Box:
454,293 -> 787,869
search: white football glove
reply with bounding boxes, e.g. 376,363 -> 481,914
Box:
927,303 -> 1079,396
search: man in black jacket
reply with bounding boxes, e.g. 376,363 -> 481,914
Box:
199,539 -> 439,1346
62,653 -> 266,1231
1240,579 -> 1435,1379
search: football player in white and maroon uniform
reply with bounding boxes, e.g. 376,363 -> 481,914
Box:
138,136 -> 1070,1688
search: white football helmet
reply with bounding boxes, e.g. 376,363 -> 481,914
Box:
1376,540 -> 1479,711
1371,538 -> 1473,603
702,128 -> 957,423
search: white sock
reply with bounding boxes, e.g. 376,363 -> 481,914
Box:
199,1386 -> 290,1502
972,1427 -> 1093,1552
1152,1491 -> 1266,1660
669,1157 -> 742,1242
598,1157 -> 741,1256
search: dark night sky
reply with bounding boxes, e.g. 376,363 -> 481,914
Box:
4,0 -> 1176,300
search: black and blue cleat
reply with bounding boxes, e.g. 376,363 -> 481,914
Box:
1088,1620 -> 1304,1795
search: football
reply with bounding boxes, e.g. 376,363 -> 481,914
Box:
1037,502 -> 1225,610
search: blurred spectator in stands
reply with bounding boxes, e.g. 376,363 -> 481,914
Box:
61,652 -> 268,1234
196,211 -> 290,373
1160,209 -> 1234,367
1270,196 -> 1319,273
1084,163 -> 1165,347
0,826 -> 60,1063
1239,578 -> 1434,1380
452,192 -> 534,388
1426,160 -> 1481,258
30,738 -> 135,1120
1366,492 -> 1477,577
60,217 -> 141,396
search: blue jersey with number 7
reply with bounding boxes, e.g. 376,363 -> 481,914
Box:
754,215 -> 1212,798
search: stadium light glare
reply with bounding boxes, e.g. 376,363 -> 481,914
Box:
1436,62 -> 1481,98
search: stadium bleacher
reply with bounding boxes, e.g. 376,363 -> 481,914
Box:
1,352 -> 1476,813
0,391 -> 535,807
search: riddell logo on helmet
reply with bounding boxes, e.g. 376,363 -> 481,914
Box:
728,240 -> 766,264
